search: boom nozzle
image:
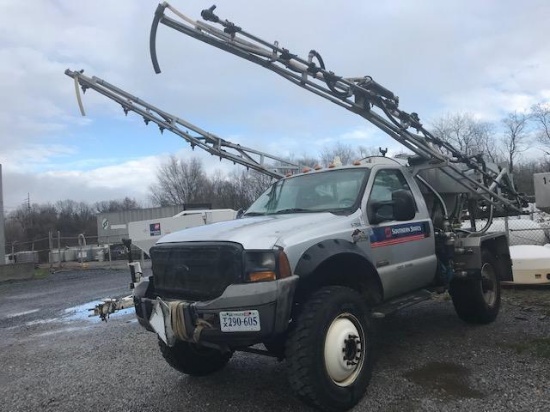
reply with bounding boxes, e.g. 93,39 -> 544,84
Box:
201,5 -> 219,22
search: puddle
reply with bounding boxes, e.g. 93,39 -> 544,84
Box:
404,362 -> 485,399
63,301 -> 134,322
23,300 -> 134,327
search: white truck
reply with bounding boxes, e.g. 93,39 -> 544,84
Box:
66,4 -> 528,411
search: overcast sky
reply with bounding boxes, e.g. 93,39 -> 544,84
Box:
0,0 -> 549,214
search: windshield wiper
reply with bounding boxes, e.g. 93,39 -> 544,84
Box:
243,212 -> 266,216
272,208 -> 312,214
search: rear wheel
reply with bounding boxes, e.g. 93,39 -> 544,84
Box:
158,339 -> 232,376
450,249 -> 501,324
286,286 -> 373,411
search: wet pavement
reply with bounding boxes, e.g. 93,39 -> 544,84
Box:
0,269 -> 549,411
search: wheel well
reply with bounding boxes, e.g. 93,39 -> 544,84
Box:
295,253 -> 383,307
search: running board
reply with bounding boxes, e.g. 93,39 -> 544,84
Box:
371,289 -> 433,318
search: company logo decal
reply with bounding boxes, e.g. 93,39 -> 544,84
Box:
150,222 -> 161,236
370,222 -> 429,248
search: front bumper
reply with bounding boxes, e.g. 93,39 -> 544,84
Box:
134,275 -> 298,349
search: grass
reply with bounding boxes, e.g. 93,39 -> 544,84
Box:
33,267 -> 51,279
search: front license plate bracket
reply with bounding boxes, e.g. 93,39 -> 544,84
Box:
219,310 -> 261,332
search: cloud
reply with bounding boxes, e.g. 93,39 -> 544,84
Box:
1,0 -> 549,213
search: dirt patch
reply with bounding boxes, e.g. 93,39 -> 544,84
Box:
404,361 -> 485,399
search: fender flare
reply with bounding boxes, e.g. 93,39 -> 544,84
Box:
294,238 -> 378,280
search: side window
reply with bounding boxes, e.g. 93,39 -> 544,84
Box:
367,169 -> 415,222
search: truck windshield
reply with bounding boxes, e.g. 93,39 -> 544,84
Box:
244,168 -> 369,216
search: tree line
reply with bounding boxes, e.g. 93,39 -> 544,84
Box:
431,103 -> 550,193
4,198 -> 140,246
4,104 -> 550,247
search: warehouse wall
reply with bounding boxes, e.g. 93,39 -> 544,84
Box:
96,205 -> 184,244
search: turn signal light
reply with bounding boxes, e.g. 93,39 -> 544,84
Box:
249,271 -> 276,282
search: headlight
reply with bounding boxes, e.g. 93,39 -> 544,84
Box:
244,249 -> 292,282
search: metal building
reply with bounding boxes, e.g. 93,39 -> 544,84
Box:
96,205 -> 184,244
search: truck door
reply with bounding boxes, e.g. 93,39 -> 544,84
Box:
363,168 -> 436,299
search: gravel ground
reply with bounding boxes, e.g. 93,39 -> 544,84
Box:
0,268 -> 548,412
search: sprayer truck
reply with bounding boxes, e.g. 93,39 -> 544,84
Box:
66,3 -> 528,411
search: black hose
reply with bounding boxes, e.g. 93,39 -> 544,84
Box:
150,3 -> 167,74
309,50 -> 349,98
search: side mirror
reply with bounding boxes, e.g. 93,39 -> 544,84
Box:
392,190 -> 416,221
370,190 -> 415,224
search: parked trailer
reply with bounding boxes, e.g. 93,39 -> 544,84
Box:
127,209 -> 237,254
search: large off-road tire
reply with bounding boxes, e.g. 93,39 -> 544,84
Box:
286,286 -> 374,412
158,339 -> 232,376
450,249 -> 501,324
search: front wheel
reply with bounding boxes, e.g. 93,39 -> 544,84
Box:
286,286 -> 374,411
450,249 -> 501,324
158,339 -> 232,376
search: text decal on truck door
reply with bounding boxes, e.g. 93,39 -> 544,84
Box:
370,222 -> 429,248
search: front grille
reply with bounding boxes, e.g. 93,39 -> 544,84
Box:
150,242 -> 244,301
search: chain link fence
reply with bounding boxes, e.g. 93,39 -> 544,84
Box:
502,208 -> 550,246
5,211 -> 550,266
4,232 -> 146,266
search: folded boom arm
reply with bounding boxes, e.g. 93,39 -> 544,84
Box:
150,2 -> 527,215
65,69 -> 302,179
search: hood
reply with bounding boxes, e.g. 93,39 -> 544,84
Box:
156,212 -> 356,250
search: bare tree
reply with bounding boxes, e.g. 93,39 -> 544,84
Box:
294,155 -> 319,169
431,113 -> 495,159
8,203 -> 58,242
56,200 -> 97,235
320,142 -> 355,166
500,111 -> 529,173
358,145 -> 383,158
514,158 -> 550,195
531,102 -> 550,150
149,156 -> 210,206
241,170 -> 273,201
94,197 -> 140,214
320,142 -> 370,166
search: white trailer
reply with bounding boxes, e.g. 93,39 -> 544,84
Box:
128,209 -> 237,254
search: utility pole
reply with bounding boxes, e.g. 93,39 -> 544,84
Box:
0,164 -> 5,265
25,192 -> 31,239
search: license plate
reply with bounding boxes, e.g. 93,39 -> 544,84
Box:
219,310 -> 261,332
